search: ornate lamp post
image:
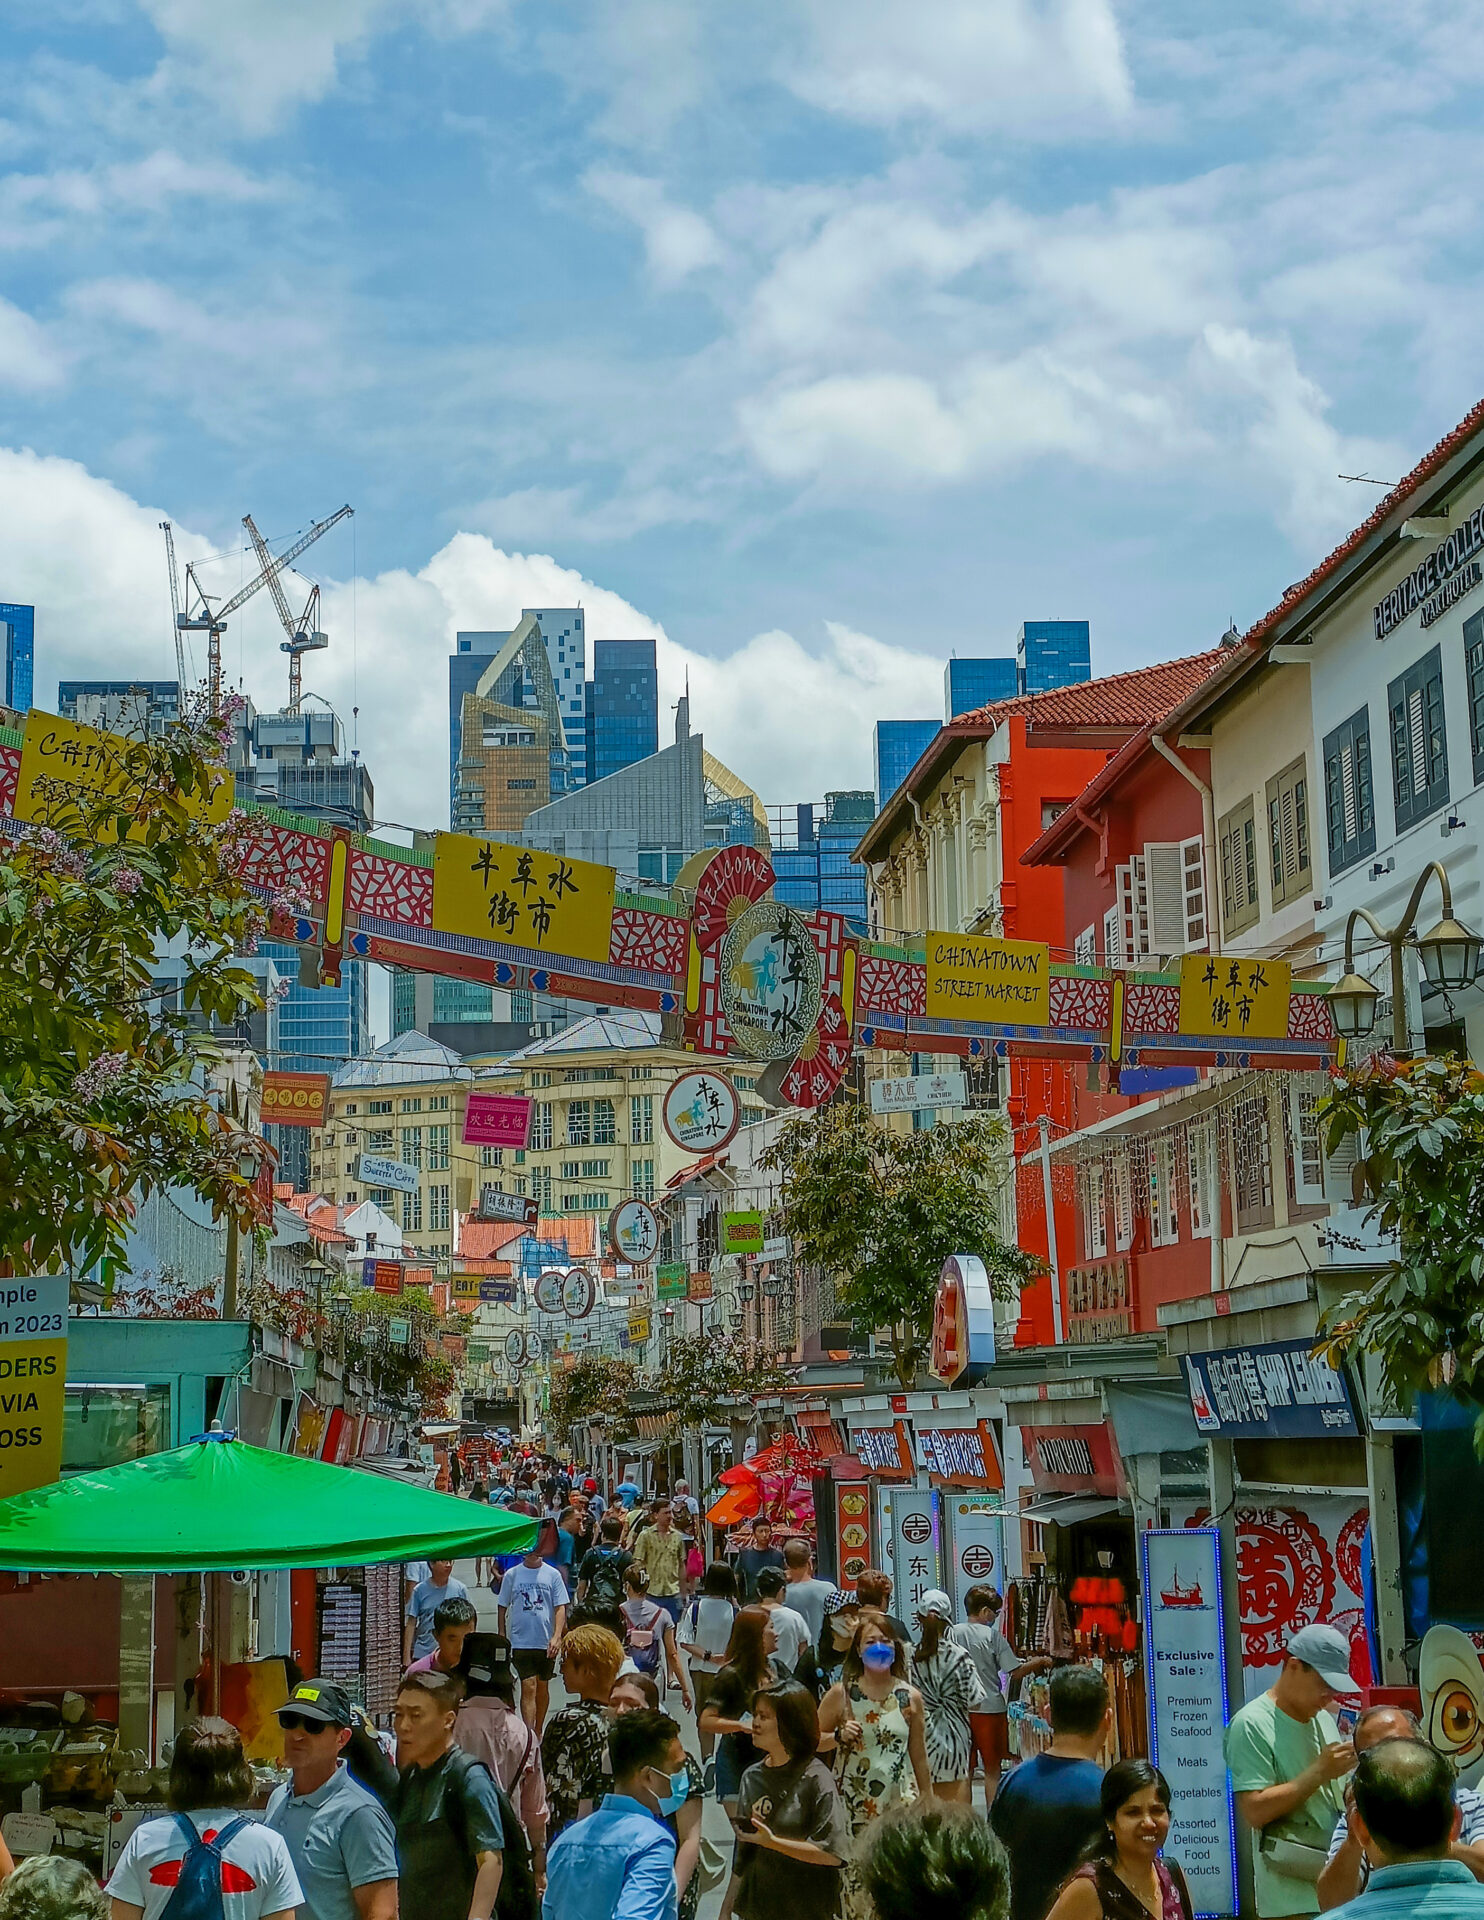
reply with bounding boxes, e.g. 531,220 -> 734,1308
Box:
1329,859 -> 1482,1052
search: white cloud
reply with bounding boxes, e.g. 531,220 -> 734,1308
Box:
786,0 -> 1133,134
0,299 -> 66,392
0,447 -> 931,831
584,169 -> 724,287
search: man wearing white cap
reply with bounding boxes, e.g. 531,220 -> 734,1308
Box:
1226,1622 -> 1361,1918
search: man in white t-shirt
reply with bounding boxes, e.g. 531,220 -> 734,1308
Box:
108,1719 -> 303,1920
498,1545 -> 569,1730
754,1568 -> 812,1675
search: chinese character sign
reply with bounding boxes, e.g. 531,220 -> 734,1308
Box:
924,933 -> 1051,1026
432,834 -> 616,963
1178,954 -> 1292,1042
1183,1340 -> 1357,1438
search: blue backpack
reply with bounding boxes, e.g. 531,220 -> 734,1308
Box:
160,1814 -> 252,1920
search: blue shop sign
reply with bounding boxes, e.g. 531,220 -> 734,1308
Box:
1182,1339 -> 1357,1439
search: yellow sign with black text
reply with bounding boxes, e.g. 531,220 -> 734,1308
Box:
0,1279 -> 68,1500
14,711 -> 232,830
925,933 -> 1051,1026
1178,954 -> 1292,1041
432,834 -> 616,962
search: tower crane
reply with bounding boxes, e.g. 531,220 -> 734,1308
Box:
171,503 -> 354,715
243,509 -> 352,715
159,520 -> 187,695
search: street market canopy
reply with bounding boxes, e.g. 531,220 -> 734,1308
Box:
0,1434 -> 538,1572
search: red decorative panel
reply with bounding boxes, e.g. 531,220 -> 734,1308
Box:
1123,981 -> 1180,1036
610,907 -> 688,975
346,847 -> 433,926
237,821 -> 332,900
1049,974 -> 1113,1031
856,953 -> 923,1018
691,845 -> 774,954
1289,991 -> 1335,1043
0,743 -> 18,814
781,993 -> 851,1109
808,912 -> 849,998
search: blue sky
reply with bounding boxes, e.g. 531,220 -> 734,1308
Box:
2,0 -> 1482,829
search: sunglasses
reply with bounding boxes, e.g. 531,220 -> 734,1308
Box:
278,1712 -> 337,1733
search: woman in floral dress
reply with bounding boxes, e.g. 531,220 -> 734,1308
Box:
819,1616 -> 933,1920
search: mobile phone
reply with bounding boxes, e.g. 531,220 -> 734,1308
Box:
1336,1706 -> 1358,1736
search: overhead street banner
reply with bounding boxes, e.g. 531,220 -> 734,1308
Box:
356,1152 -> 418,1195
870,1071 -> 967,1114
924,934 -> 1051,1026
0,1278 -> 68,1500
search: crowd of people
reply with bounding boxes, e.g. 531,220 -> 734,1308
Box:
0,1459 -> 1472,1920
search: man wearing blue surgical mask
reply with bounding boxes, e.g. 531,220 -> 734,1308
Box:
543,1709 -> 682,1920
611,1675 -> 703,1920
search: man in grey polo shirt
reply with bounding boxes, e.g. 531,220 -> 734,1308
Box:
266,1677 -> 400,1920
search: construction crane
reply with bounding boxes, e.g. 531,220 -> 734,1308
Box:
159,521 -> 187,695
243,508 -> 352,714
171,504 -> 354,715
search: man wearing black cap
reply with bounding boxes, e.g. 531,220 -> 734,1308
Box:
266,1679 -> 400,1920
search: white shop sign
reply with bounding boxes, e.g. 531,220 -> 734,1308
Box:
944,1493 -> 1006,1621
1140,1528 -> 1237,1920
870,1071 -> 967,1115
889,1486 -> 943,1616
356,1153 -> 419,1195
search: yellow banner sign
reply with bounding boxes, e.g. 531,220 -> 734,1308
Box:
14,711 -> 231,829
925,933 -> 1051,1026
1178,955 -> 1292,1041
432,834 -> 616,963
627,1312 -> 651,1345
0,1279 -> 68,1500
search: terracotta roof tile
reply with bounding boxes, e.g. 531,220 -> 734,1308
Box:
458,1219 -> 529,1260
954,649 -> 1225,732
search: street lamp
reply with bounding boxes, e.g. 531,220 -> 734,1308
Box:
730,1311 -> 745,1332
738,1282 -> 756,1304
1336,859 -> 1483,1052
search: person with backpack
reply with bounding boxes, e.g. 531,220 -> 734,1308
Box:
265,1677 -> 399,1920
577,1513 -> 632,1636
454,1634 -> 549,1900
106,1716 -> 303,1920
678,1561 -> 739,1787
543,1710 -> 685,1920
620,1565 -> 692,1712
392,1670 -> 532,1920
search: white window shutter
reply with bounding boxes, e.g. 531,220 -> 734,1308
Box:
1187,1121 -> 1214,1239
1289,1083 -> 1326,1205
1074,924 -> 1097,966
1322,1127 -> 1363,1205
1112,1152 -> 1133,1252
1104,901 -> 1124,969
1181,836 -> 1207,948
1145,841 -> 1188,955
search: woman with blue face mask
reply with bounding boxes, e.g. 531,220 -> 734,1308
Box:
818,1617 -> 934,1920
611,1672 -> 704,1920
721,1682 -> 851,1920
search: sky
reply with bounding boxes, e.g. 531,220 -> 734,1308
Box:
3,0 -> 1483,835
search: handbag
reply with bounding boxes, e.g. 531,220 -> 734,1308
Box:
1260,1831 -> 1330,1883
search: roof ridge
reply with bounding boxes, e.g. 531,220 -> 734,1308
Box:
955,647 -> 1225,729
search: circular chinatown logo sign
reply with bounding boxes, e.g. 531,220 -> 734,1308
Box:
662,1070 -> 740,1154
562,1268 -> 597,1320
533,1270 -> 566,1315
718,899 -> 823,1061
607,1199 -> 659,1266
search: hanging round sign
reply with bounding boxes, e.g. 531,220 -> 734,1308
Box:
523,1330 -> 543,1365
929,1253 -> 998,1388
533,1269 -> 566,1315
662,1069 -> 740,1154
718,898 -> 823,1061
562,1268 -> 597,1320
503,1328 -> 525,1366
607,1198 -> 659,1265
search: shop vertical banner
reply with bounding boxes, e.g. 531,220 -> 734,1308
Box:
945,1494 -> 1006,1620
889,1486 -> 943,1617
1140,1528 -> 1237,1919
0,1277 -> 69,1498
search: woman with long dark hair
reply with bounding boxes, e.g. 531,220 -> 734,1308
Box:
910,1590 -> 986,1803
1045,1760 -> 1193,1920
699,1604 -> 779,1813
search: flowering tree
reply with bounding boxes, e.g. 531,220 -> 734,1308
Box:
646,1332 -> 789,1428
0,699 -> 283,1275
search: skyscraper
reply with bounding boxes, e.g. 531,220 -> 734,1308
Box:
1,604 -> 34,713
873,719 -> 938,809
585,639 -> 658,784
768,792 -> 875,934
449,610 -> 586,822
525,607 -> 588,786
945,657 -> 1017,719
1018,620 -> 1092,693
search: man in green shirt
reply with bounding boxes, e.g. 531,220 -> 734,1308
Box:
1226,1623 -> 1360,1918
631,1498 -> 686,1621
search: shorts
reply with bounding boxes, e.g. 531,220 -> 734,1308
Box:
968,1710 -> 1009,1773
512,1649 -> 555,1682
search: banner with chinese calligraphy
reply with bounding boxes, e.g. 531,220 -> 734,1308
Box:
261,1071 -> 331,1128
1182,1340 -> 1358,1439
889,1486 -> 944,1616
852,1421 -> 914,1480
432,834 -> 615,962
656,1263 -> 688,1300
924,932 -> 1051,1025
1178,954 -> 1292,1042
919,1420 -> 1004,1489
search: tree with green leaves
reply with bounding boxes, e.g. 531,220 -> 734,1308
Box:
761,1100 -> 1042,1388
647,1331 -> 788,1429
0,701 -> 282,1276
549,1351 -> 640,1437
1322,1054 -> 1484,1429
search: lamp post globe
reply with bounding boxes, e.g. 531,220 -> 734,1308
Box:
1416,915 -> 1484,993
1329,970 -> 1381,1041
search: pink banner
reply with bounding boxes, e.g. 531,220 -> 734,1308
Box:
463,1092 -> 533,1147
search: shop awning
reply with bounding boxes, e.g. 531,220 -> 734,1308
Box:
0,1434 -> 538,1572
1020,1494 -> 1128,1527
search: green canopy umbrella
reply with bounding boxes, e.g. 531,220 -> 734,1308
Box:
0,1433 -> 538,1572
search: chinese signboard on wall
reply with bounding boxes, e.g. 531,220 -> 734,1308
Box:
261,1071 -> 331,1128
925,933 -> 1051,1025
463,1094 -> 533,1148
1026,1422 -> 1125,1496
1177,955 -> 1292,1042
722,1211 -> 764,1255
1183,1340 -> 1357,1439
919,1420 -> 1003,1489
656,1263 -> 688,1300
433,835 -> 615,961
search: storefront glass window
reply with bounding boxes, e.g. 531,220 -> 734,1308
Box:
63,1384 -> 171,1473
